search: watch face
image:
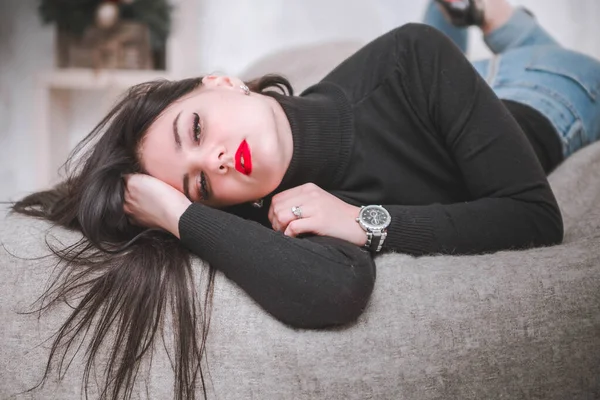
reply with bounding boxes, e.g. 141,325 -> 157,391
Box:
360,206 -> 391,229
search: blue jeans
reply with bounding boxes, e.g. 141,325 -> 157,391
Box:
424,2 -> 600,157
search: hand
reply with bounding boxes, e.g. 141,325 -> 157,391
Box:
123,174 -> 191,238
268,183 -> 367,246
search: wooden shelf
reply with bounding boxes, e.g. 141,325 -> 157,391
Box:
39,68 -> 176,90
32,0 -> 200,189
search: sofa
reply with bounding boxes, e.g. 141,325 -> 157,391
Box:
1,42 -> 599,399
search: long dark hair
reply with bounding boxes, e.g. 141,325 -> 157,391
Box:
10,74 -> 294,399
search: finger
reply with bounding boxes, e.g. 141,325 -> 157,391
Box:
272,184 -> 323,214
275,207 -> 294,232
268,202 -> 290,230
270,184 -> 317,225
284,218 -> 316,238
122,173 -> 136,184
271,205 -> 293,232
278,203 -> 312,233
267,201 -> 275,225
272,211 -> 291,232
271,218 -> 280,231
268,189 -> 296,226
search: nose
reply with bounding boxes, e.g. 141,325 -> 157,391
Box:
205,146 -> 234,175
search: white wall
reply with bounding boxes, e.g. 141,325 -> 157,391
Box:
1,0 -> 599,201
195,0 -> 406,75
0,0 -> 55,202
196,0 -> 600,74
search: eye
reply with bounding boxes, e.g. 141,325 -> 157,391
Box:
196,171 -> 209,201
193,113 -> 201,142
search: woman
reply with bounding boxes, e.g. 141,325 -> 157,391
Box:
12,0 -> 600,399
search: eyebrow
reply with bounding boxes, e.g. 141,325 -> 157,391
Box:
173,111 -> 191,200
173,111 -> 182,150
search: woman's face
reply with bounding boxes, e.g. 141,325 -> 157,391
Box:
139,75 -> 293,208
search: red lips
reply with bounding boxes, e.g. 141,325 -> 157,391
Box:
235,140 -> 252,175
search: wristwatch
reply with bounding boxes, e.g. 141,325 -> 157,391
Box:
356,205 -> 391,253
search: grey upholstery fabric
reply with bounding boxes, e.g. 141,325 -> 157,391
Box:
240,40 -> 363,94
1,42 -> 599,399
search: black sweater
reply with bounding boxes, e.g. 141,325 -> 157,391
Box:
178,24 -> 564,328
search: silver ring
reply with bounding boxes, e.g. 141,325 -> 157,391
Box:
240,84 -> 250,96
291,205 -> 303,219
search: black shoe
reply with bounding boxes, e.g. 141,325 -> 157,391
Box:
434,0 -> 485,27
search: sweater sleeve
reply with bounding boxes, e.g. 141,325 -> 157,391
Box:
382,24 -> 563,255
178,203 -> 375,328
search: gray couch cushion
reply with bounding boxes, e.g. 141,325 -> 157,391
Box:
240,40 -> 364,94
1,141 -> 599,399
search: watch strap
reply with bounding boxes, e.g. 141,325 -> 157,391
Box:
364,231 -> 373,249
364,229 -> 387,253
375,230 -> 387,252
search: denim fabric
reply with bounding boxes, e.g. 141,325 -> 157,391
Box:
423,3 -> 600,157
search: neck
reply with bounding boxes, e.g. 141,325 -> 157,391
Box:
265,93 -> 294,188
266,83 -> 354,194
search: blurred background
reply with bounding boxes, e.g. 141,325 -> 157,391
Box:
0,0 -> 599,203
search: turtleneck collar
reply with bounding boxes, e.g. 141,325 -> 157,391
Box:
266,82 -> 354,194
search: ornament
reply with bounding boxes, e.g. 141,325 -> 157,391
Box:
96,2 -> 120,29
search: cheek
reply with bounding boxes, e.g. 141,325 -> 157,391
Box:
212,177 -> 267,207
139,146 -> 184,191
214,178 -> 248,198
236,99 -> 275,130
